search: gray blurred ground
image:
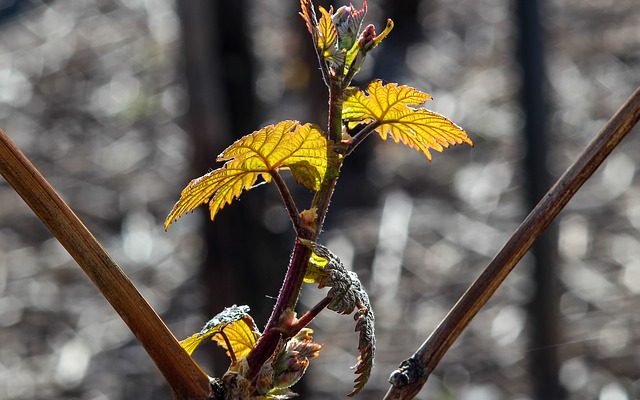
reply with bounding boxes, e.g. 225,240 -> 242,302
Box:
0,0 -> 639,399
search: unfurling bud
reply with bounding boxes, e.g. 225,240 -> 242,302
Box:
357,24 -> 376,51
358,19 -> 394,52
332,1 -> 367,50
299,207 -> 318,232
273,329 -> 322,389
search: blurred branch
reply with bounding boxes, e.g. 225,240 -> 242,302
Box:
515,0 -> 563,397
0,129 -> 212,400
384,86 -> 640,400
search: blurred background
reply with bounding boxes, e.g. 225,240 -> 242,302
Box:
0,0 -> 639,399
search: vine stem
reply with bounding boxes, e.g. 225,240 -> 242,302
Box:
0,129 -> 212,399
384,87 -> 640,400
246,78 -> 346,379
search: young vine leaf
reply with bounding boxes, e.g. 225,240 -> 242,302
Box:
317,6 -> 343,66
300,239 -> 375,396
342,80 -> 473,160
332,0 -> 367,51
344,18 -> 394,75
299,0 -> 317,36
180,305 -> 260,366
211,316 -> 260,363
164,120 -> 336,229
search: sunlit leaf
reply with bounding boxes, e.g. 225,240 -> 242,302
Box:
343,80 -> 431,120
303,250 -> 329,283
165,166 -> 267,230
342,80 -> 472,160
344,41 -> 360,73
212,316 -> 260,362
180,305 -> 260,366
165,120 -> 335,229
317,6 -> 340,63
299,0 -> 316,35
300,239 -> 375,396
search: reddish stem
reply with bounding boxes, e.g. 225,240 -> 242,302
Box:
217,331 -> 238,365
246,238 -> 313,379
288,295 -> 332,336
246,70 -> 346,383
270,170 -> 301,234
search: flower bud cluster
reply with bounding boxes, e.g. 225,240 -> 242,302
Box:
332,1 -> 367,50
272,329 -> 322,389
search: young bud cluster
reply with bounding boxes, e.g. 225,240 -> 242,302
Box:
332,1 -> 367,50
272,329 -> 322,389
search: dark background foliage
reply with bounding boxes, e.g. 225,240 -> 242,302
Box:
0,0 -> 639,399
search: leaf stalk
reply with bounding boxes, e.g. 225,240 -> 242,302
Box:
288,295 -> 332,336
246,45 -> 348,381
346,121 -> 381,156
270,170 -> 301,235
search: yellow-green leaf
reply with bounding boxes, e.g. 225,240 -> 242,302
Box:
344,41 -> 360,72
165,166 -> 267,230
343,80 -> 432,121
165,120 -> 334,229
211,316 -> 260,362
217,120 -> 334,189
180,305 -> 259,365
342,80 -> 472,160
303,248 -> 329,283
317,6 -> 340,62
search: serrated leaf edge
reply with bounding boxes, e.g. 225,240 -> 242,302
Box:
300,240 -> 375,395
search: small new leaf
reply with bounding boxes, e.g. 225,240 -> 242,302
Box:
165,120 -> 335,229
332,0 -> 367,50
211,315 -> 260,362
300,240 -> 375,396
345,17 -> 393,79
299,0 -> 317,35
180,305 -> 259,366
342,80 -> 473,160
317,6 -> 342,65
